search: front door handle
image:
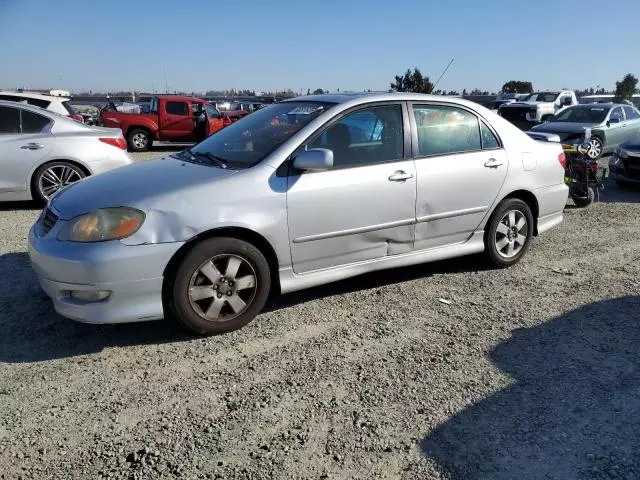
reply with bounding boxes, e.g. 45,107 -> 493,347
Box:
484,158 -> 504,168
388,170 -> 414,182
21,143 -> 44,150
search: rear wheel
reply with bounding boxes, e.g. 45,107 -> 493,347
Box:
572,187 -> 595,207
127,129 -> 151,152
485,198 -> 534,268
32,161 -> 86,202
165,237 -> 271,335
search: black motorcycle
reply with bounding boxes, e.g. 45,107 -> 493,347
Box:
563,129 -> 608,207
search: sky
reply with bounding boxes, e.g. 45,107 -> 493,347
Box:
1,0 -> 639,94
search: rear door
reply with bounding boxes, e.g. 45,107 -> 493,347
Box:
0,106 -> 54,195
607,107 -> 626,147
410,103 -> 508,250
160,100 -> 196,141
623,106 -> 640,139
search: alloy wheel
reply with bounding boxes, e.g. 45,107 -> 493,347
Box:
586,138 -> 602,159
188,254 -> 258,322
132,132 -> 148,149
38,164 -> 84,199
495,209 -> 528,258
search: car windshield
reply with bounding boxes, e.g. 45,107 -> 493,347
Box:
550,106 -> 609,123
186,101 -> 334,168
520,92 -> 559,102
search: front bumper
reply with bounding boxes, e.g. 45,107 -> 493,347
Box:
28,223 -> 184,324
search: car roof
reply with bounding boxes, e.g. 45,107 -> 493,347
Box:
283,92 -> 488,110
0,90 -> 69,102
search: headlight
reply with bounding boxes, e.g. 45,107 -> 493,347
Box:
57,207 -> 145,242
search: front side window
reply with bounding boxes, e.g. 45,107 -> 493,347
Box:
307,104 -> 403,168
192,103 -> 203,114
166,101 -> 188,116
21,110 -> 51,133
0,106 -> 20,133
413,105 -> 481,156
187,101 -> 335,168
204,104 -> 220,117
610,107 -> 623,122
623,106 -> 640,120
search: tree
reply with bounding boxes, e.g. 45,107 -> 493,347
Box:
390,68 -> 434,94
501,80 -> 534,94
615,73 -> 638,101
462,89 -> 468,97
312,88 -> 325,95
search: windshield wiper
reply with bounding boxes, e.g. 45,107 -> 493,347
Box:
186,149 -> 229,169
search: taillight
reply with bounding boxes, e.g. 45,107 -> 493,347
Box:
558,152 -> 566,169
99,137 -> 127,150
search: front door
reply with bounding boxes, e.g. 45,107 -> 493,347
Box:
161,100 -> 196,141
286,103 -> 416,273
204,104 -> 225,137
0,105 -> 54,195
410,103 -> 508,250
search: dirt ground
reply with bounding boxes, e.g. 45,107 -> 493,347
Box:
1,159 -> 639,479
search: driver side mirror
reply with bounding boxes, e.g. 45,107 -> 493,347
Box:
293,148 -> 334,171
608,116 -> 620,126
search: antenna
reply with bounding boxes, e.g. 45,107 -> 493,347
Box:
432,57 -> 454,91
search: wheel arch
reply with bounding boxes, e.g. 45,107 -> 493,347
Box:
162,226 -> 281,297
491,189 -> 540,235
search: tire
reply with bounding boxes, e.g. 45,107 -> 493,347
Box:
586,137 -> 603,160
127,128 -> 151,152
572,187 -> 595,207
165,237 -> 271,335
484,198 -> 534,268
32,161 -> 86,203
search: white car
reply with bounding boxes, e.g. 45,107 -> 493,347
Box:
0,91 -> 84,122
0,100 -> 133,202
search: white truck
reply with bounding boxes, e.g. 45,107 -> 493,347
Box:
498,90 -> 578,129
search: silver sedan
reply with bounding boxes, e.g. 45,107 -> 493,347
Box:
0,100 -> 132,202
29,93 -> 568,335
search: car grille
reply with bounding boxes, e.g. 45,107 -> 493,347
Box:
39,208 -> 59,236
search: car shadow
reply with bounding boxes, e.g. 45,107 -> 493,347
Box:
0,251 -> 492,363
421,295 -> 640,479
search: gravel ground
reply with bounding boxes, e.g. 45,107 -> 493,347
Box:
1,155 -> 640,479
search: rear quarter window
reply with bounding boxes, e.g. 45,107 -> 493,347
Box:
21,110 -> 51,133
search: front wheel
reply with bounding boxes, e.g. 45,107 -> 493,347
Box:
165,237 -> 271,335
485,198 -> 534,268
586,137 -> 603,160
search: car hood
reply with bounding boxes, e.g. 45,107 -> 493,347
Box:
51,156 -> 239,219
531,122 -> 598,134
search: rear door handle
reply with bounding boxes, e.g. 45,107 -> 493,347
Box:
484,158 -> 504,168
388,170 -> 414,182
21,143 -> 44,150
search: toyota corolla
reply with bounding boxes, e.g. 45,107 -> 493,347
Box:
29,93 -> 568,335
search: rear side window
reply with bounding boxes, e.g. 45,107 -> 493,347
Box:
413,105 -> 481,156
0,106 -> 20,133
623,106 -> 639,120
21,110 -> 50,133
27,98 -> 50,109
480,121 -> 500,149
166,101 -> 188,116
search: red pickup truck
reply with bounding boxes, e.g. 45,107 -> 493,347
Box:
100,95 -> 226,151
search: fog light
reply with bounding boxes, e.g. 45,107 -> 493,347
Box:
69,290 -> 111,302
